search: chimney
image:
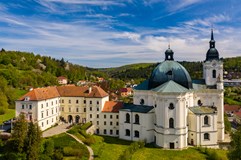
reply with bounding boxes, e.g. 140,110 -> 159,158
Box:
89,87 -> 92,93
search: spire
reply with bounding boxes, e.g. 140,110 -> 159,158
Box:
209,28 -> 215,48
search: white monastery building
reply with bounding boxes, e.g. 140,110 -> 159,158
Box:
16,30 -> 224,149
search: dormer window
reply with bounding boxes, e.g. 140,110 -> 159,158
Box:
24,96 -> 30,101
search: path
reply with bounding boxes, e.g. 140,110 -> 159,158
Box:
66,132 -> 94,160
43,123 -> 70,138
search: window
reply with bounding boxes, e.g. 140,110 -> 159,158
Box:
90,114 -> 92,118
96,129 -> 99,134
212,70 -> 216,78
47,120 -> 48,125
76,100 -> 79,104
104,115 -> 106,119
41,112 -> 44,118
204,116 -> 209,125
97,101 -> 99,105
90,107 -> 92,111
97,114 -> 99,118
104,121 -> 106,125
69,107 -> 71,112
62,100 -> 64,103
125,113 -> 130,123
84,108 -> 86,112
84,100 -> 86,104
116,130 -> 119,135
69,100 -> 71,104
46,103 -> 48,107
90,101 -> 92,104
104,129 -> 107,134
51,101 -> 53,105
52,109 -> 53,114
110,115 -> 113,119
198,100 -> 202,106
41,104 -> 43,109
116,115 -> 119,119
168,103 -> 174,110
135,114 -> 139,124
76,108 -> 79,112
116,122 -> 119,126
134,130 -> 139,138
110,122 -> 112,125
110,129 -> 113,135
62,107 -> 64,111
204,133 -> 210,140
140,99 -> 144,105
169,118 -> 174,128
125,129 -> 130,136
22,104 -> 24,109
42,122 -> 44,127
46,110 -> 48,116
56,100 -> 57,104
97,107 -> 99,111
29,105 -> 32,110
97,121 -> 99,125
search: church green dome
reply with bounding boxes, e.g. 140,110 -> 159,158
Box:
148,47 -> 193,89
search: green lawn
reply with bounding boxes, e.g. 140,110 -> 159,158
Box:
0,109 -> 15,124
47,133 -> 89,160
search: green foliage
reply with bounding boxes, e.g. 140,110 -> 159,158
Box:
11,113 -> 28,153
224,113 -> 231,133
228,127 -> 241,160
224,87 -> 241,105
0,109 -> 15,124
118,141 -> 145,160
43,139 -> 54,157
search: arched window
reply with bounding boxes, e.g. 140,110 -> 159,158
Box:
198,100 -> 202,106
134,130 -> 139,138
212,70 -> 216,78
140,99 -> 144,105
135,114 -> 140,124
125,129 -> 130,136
168,103 -> 175,110
169,118 -> 174,128
204,116 -> 209,125
125,113 -> 130,123
204,133 -> 210,140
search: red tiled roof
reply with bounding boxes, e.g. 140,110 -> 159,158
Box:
17,86 -> 108,101
120,87 -> 133,93
224,104 -> 240,112
102,101 -> 123,113
18,87 -> 60,101
234,111 -> 241,118
57,85 -> 108,98
57,76 -> 67,80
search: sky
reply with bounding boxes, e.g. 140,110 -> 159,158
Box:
0,0 -> 240,68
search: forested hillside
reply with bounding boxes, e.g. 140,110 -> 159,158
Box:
0,49 -> 104,113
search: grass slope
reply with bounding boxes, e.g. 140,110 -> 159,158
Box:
0,109 -> 15,124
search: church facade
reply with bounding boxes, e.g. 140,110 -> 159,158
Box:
16,30 -> 224,149
119,29 -> 224,149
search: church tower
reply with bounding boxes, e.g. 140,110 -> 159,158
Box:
203,29 -> 224,142
203,29 -> 223,87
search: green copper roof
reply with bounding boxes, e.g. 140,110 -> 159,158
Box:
189,106 -> 217,115
149,60 -> 193,89
134,79 -> 149,90
152,80 -> 189,93
120,103 -> 154,113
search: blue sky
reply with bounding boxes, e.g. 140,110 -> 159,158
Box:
0,0 -> 240,68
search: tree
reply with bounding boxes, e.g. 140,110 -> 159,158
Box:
0,91 -> 8,114
25,122 -> 42,160
11,113 -> 28,153
224,113 -> 231,133
228,127 -> 241,160
43,139 -> 54,157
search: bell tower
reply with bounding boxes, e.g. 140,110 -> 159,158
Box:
203,29 -> 223,87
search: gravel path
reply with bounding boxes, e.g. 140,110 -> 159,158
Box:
42,123 -> 70,138
66,132 -> 94,160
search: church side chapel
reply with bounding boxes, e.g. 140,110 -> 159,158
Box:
121,29 -> 224,149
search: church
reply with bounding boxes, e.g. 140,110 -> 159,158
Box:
119,29 -> 224,149
16,30 -> 224,149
